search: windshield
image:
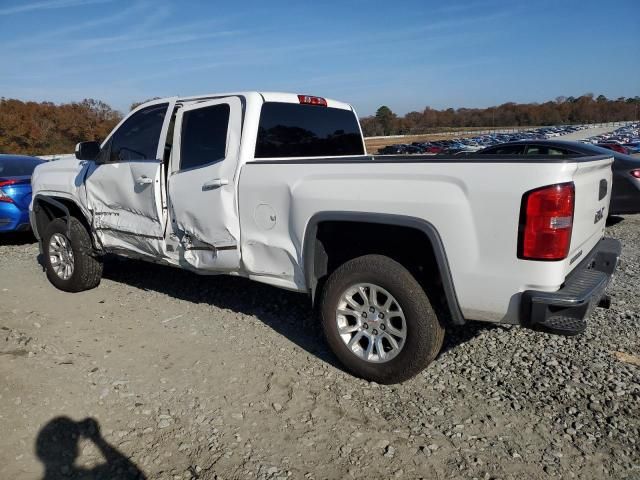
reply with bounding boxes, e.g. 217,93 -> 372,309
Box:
0,156 -> 43,177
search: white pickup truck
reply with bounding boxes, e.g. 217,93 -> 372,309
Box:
30,92 -> 621,383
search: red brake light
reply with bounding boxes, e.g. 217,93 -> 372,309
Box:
0,179 -> 15,203
0,189 -> 13,203
631,169 -> 640,179
518,182 -> 575,260
0,179 -> 19,188
0,179 -> 29,203
298,95 -> 327,107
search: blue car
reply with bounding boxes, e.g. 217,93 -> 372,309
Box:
0,154 -> 44,232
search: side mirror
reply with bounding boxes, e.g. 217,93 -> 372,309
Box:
75,141 -> 100,161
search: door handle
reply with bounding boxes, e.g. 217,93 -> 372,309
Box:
202,178 -> 229,191
136,176 -> 154,185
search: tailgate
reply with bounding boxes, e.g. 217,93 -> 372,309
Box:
567,154 -> 613,273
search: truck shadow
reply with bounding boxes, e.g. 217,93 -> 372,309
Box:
102,256 -> 490,375
0,231 -> 37,246
439,321 -> 500,356
101,256 -> 345,371
35,416 -> 146,480
606,215 -> 624,227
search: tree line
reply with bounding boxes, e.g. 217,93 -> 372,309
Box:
1,94 -> 639,155
0,98 -> 122,155
362,94 -> 640,137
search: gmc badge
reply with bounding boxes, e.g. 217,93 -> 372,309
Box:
594,207 -> 604,224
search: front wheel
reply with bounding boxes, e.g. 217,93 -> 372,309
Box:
42,217 -> 103,292
320,254 -> 445,384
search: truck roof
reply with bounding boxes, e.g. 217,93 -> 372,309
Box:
137,91 -> 355,112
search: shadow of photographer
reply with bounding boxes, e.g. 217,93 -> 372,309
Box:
36,416 -> 146,480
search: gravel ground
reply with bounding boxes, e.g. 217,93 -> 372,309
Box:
1,216 -> 638,480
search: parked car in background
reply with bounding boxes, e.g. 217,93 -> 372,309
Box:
0,154 -> 44,232
478,140 -> 640,214
371,123 -> 639,160
623,141 -> 640,153
586,123 -> 640,148
377,144 -> 407,154
371,123 -> 601,158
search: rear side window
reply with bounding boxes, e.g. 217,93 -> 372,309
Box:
110,103 -> 168,162
180,104 -> 230,170
255,102 -> 364,158
526,145 -> 569,155
485,144 -> 526,155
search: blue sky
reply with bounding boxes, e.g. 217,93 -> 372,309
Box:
0,0 -> 638,116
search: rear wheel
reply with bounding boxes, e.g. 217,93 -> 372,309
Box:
43,217 -> 103,292
320,254 -> 445,384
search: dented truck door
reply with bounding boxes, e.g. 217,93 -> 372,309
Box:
168,97 -> 242,271
84,99 -> 176,255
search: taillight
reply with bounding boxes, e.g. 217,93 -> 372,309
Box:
0,179 -> 17,203
298,95 -> 327,107
631,169 -> 640,179
0,190 -> 12,203
518,182 -> 575,260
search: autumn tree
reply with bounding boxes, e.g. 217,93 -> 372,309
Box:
0,98 -> 122,155
1,94 -> 638,151
359,94 -> 640,137
375,106 -> 396,136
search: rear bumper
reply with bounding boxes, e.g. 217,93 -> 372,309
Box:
521,237 -> 621,334
0,203 -> 31,232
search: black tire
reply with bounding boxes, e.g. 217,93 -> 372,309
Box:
42,217 -> 103,292
320,254 -> 445,384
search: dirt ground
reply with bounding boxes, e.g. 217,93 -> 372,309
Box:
1,216 -> 639,480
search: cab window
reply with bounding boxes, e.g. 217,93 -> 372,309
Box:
525,145 -> 569,155
486,144 -> 526,155
179,103 -> 230,170
109,103 -> 168,162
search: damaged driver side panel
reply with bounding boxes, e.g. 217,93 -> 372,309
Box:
84,101 -> 173,256
86,160 -> 164,238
